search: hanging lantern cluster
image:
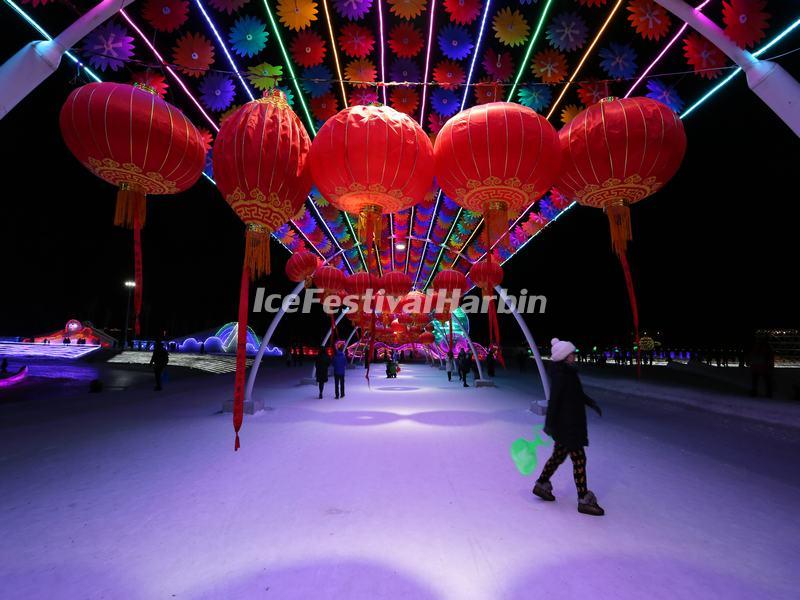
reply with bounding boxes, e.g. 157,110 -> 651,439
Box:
285,249 -> 321,287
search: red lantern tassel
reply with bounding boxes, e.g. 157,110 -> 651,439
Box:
484,200 -> 509,249
605,199 -> 632,259
357,204 -> 383,253
233,261 -> 250,451
618,251 -> 641,379
133,211 -> 143,336
449,314 -> 454,350
245,224 -> 271,280
114,183 -> 147,229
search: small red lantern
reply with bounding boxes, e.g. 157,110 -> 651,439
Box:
432,269 -> 467,350
381,270 -> 412,297
418,331 -> 435,345
434,102 -> 561,246
286,250 -> 321,287
314,265 -> 348,295
468,259 -> 505,366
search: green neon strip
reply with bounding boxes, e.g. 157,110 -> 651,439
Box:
506,0 -> 556,101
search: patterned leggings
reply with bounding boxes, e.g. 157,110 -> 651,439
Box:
537,443 -> 588,497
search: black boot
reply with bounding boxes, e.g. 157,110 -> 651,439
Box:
578,491 -> 605,516
532,480 -> 555,501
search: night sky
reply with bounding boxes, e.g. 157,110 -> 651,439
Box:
1,21 -> 798,351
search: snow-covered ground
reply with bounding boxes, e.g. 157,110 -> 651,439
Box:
1,362 -> 798,599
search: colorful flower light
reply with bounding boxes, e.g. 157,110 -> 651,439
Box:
229,16 -> 268,57
578,0 -> 607,6
82,21 -> 134,72
311,93 -> 339,120
431,88 -> 459,116
683,32 -> 725,79
208,0 -> 250,14
141,0 -> 189,33
130,71 -> 169,98
532,49 -> 568,84
339,23 -> 375,57
390,23 -> 425,58
390,86 -> 420,115
627,0 -> 671,41
334,0 -> 373,20
493,8 -> 530,48
645,79 -> 684,113
277,0 -> 318,31
247,62 -> 283,90
301,65 -> 333,97
278,86 -> 296,106
290,30 -> 327,67
560,103 -> 581,125
433,60 -> 466,89
438,25 -> 474,60
517,84 -> 552,112
547,12 -> 588,52
200,72 -> 236,111
172,32 -> 214,78
722,0 -> 770,49
389,0 -> 427,20
599,42 -> 637,79
577,81 -> 609,107
473,78 -> 503,105
389,58 -> 421,83
443,0 -> 481,24
483,48 -> 514,81
345,58 -> 377,87
428,112 -> 446,133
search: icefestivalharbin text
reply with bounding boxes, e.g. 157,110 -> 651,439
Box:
252,288 -> 547,315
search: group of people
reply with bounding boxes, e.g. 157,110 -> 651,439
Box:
314,343 -> 347,399
444,349 -> 497,386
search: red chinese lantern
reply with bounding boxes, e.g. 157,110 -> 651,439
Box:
381,270 -> 412,297
468,259 -> 505,366
286,250 -> 321,287
213,90 -> 312,450
418,331 -> 435,345
313,265 -> 348,347
390,320 -> 407,334
309,105 -> 435,254
59,82 -> 206,334
556,96 -> 686,371
434,102 -> 561,247
432,269 -> 467,350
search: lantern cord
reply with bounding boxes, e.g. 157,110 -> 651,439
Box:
133,212 -> 143,336
618,251 -> 641,379
329,312 -> 337,349
233,261 -> 250,451
448,314 -> 454,350
483,228 -> 505,369
605,201 -> 632,258
245,225 -> 271,280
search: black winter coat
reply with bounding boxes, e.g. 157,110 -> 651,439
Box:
544,362 -> 599,450
315,353 -> 330,383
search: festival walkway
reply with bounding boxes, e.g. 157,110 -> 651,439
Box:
1,361 -> 798,599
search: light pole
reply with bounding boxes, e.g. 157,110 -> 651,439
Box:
123,280 -> 135,349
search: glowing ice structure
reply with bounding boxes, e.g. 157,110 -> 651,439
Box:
0,341 -> 100,360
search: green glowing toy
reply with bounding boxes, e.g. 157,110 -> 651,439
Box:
510,426 -> 551,476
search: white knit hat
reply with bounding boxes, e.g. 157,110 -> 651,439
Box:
551,338 -> 576,362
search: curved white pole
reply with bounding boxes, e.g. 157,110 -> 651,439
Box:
655,0 -> 800,136
495,286 -> 550,407
452,312 -> 485,380
0,0 -> 136,119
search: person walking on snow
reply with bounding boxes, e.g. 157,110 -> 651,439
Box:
446,351 -> 456,382
332,342 -> 347,399
532,338 -> 605,516
314,347 -> 330,399
149,341 -> 169,391
458,349 -> 471,387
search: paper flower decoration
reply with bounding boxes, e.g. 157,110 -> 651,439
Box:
345,59 -> 377,87
277,86 -> 295,106
247,62 -> 283,89
389,86 -> 420,115
311,93 -> 339,120
443,0 -> 481,24
532,49 -> 568,84
645,79 -> 684,113
277,0 -> 318,31
438,25 -> 474,60
493,8 -> 530,48
560,104 -> 581,125
473,78 -> 503,105
389,0 -> 426,20
339,24 -> 375,57
547,12 -> 588,52
389,23 -> 425,58
433,60 -> 465,90
578,0 -> 607,6
428,112 -> 446,134
577,81 -> 608,107
390,59 -> 421,83
172,32 -> 214,77
82,21 -> 134,72
627,0 -> 671,41
208,0 -> 249,14
598,42 -> 637,79
131,71 -> 169,98
142,0 -> 189,33
20,0 -> 54,6
301,65 -> 333,97
431,88 -> 459,116
291,31 -> 326,67
483,48 -> 514,81
197,128 -> 214,153
199,73 -> 235,111
722,0 -> 770,49
350,88 -> 378,105
683,32 -> 725,79
229,16 -> 268,57
517,84 -> 552,112
334,0 -> 373,20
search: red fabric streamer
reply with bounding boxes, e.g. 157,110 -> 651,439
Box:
133,213 -> 143,336
618,251 -> 641,378
233,263 -> 250,451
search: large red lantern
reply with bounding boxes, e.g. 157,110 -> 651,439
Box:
309,105 -> 435,253
60,82 -> 207,334
286,250 -> 321,287
556,96 -> 686,372
213,90 -> 312,450
434,102 -> 561,247
381,270 -> 412,297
